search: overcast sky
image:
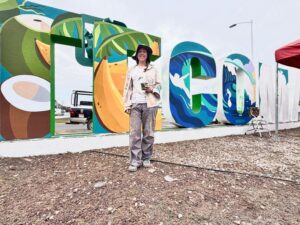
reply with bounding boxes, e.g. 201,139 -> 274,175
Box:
34,0 -> 300,63
32,0 -> 300,105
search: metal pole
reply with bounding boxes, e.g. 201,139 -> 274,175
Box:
250,20 -> 254,62
229,20 -> 253,61
275,63 -> 279,140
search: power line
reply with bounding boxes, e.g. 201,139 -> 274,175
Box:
92,150 -> 300,185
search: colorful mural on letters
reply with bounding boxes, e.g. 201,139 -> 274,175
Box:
169,41 -> 218,128
93,21 -> 161,133
0,0 -> 162,141
222,54 -> 256,125
0,1 -> 87,140
0,1 -> 54,140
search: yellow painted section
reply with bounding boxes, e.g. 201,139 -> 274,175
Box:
94,59 -> 161,132
151,40 -> 160,56
109,60 -> 127,95
35,39 -> 50,65
94,58 -> 129,132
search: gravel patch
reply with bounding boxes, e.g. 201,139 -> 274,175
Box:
0,128 -> 299,225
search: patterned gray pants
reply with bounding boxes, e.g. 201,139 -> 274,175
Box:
129,103 -> 158,167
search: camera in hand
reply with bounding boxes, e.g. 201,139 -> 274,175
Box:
141,82 -> 149,90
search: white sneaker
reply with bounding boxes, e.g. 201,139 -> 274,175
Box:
128,165 -> 137,172
143,160 -> 151,168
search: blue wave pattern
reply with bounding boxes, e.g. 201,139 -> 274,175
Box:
169,42 -> 217,128
19,1 -> 66,19
222,54 -> 256,125
278,68 -> 288,84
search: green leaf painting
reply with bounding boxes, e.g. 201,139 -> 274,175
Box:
51,17 -> 83,40
94,21 -> 160,59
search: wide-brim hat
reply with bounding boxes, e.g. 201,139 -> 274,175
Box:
132,44 -> 153,60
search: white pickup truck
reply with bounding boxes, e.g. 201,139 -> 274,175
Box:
68,90 -> 93,130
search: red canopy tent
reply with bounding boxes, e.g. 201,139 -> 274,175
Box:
274,39 -> 300,138
275,39 -> 300,69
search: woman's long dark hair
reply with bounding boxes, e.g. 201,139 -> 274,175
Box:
134,48 -> 151,72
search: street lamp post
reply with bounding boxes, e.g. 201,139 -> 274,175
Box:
229,20 -> 255,124
229,20 -> 253,61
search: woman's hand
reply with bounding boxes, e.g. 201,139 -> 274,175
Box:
153,92 -> 160,99
145,86 -> 153,93
125,109 -> 131,114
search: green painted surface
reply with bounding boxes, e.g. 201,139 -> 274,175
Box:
50,43 -> 55,136
192,94 -> 202,113
22,29 -> 50,80
0,0 -> 18,11
191,57 -> 201,78
1,18 -> 32,75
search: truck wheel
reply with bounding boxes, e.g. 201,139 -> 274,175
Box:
87,119 -> 93,130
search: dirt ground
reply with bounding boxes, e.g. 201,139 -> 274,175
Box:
0,128 -> 299,225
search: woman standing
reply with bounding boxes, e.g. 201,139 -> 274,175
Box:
123,44 -> 161,172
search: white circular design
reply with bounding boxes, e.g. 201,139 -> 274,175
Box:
15,14 -> 53,33
1,75 -> 50,112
